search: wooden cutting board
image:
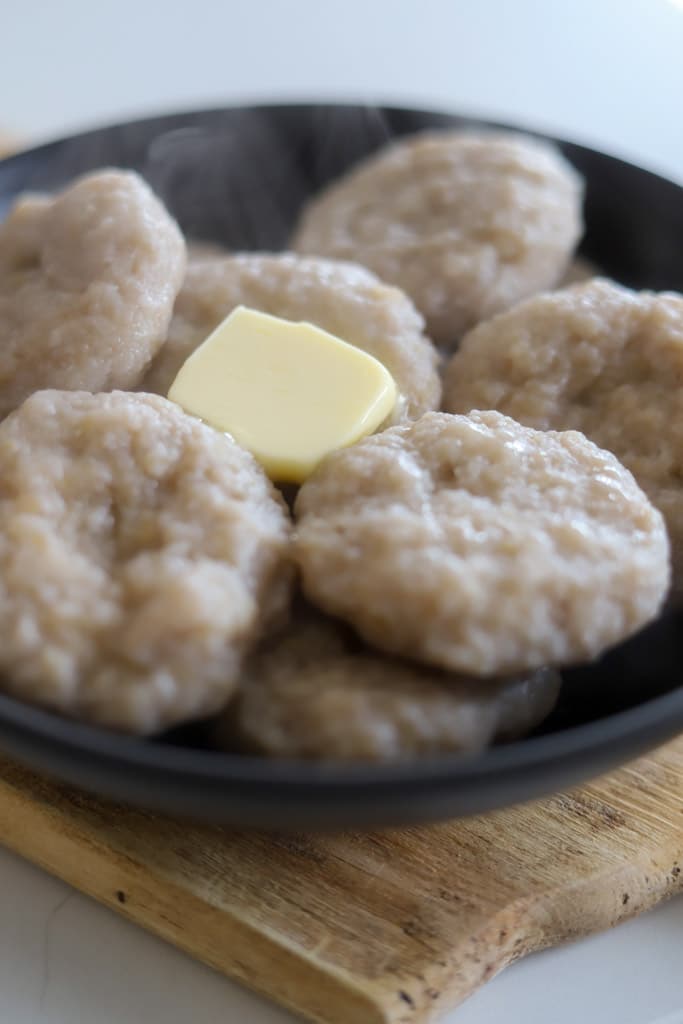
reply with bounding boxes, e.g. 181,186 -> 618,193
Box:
1,743 -> 683,1024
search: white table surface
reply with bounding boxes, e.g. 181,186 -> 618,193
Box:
2,1 -> 683,1021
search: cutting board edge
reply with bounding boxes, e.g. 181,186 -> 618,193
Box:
0,772 -> 395,1024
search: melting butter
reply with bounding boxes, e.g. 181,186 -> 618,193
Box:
168,305 -> 397,483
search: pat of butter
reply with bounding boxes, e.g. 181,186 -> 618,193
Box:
168,306 -> 397,483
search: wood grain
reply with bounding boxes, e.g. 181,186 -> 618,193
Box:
1,742 -> 683,1023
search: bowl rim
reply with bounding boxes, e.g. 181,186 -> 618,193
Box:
1,677 -> 683,791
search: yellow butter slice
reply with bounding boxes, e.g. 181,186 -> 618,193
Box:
167,305 -> 397,483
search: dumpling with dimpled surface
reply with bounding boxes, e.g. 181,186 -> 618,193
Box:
291,130 -> 583,349
0,169 -> 185,419
0,390 -> 293,734
295,411 -> 669,676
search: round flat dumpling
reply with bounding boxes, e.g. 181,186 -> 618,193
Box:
0,170 -> 185,418
0,390 -> 292,734
213,609 -> 561,761
291,130 -> 583,348
443,279 -> 683,589
143,252 -> 441,420
295,411 -> 669,675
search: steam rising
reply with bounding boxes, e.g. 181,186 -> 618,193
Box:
0,105 -> 454,245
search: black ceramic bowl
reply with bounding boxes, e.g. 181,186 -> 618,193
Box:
0,103 -> 682,829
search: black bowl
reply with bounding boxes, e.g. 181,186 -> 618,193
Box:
0,103 -> 682,828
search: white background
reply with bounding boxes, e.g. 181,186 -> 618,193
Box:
2,1 -> 683,1021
